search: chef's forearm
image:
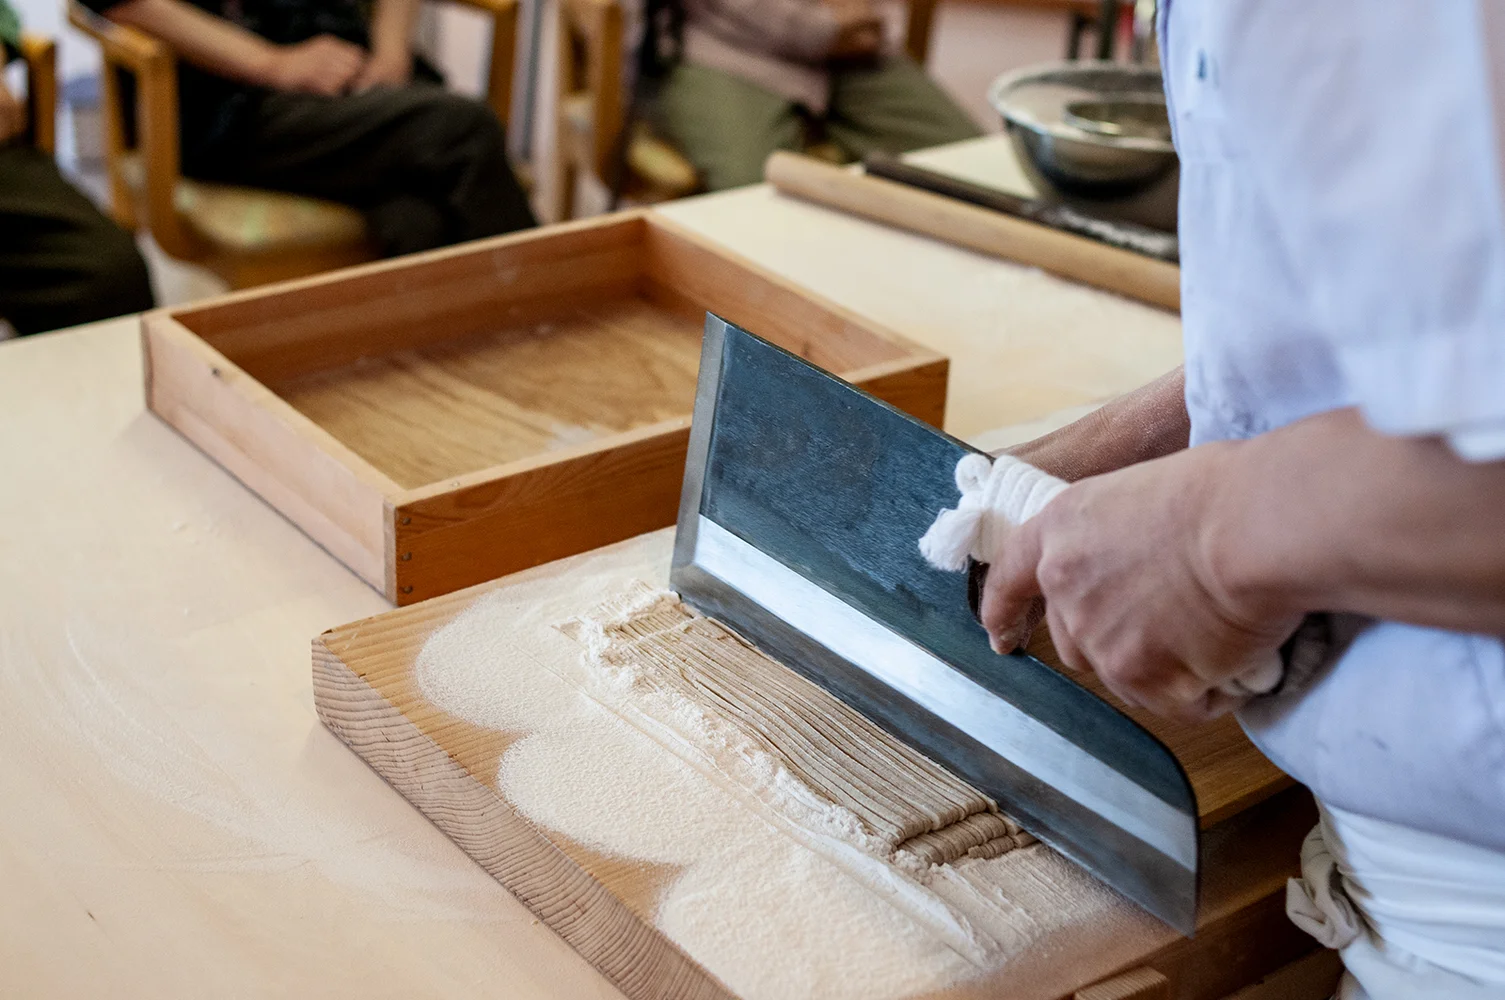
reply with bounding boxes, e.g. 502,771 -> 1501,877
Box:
1006,366 -> 1189,481
1207,407 -> 1505,635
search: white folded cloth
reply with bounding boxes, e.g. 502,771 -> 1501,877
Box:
1290,803 -> 1505,1000
917,453 -> 1066,572
918,453 -> 1283,696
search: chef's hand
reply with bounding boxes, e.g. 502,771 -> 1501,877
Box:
978,370 -> 1192,655
979,445 -> 1301,722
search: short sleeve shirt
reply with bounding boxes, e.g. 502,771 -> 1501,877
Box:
1160,0 -> 1505,850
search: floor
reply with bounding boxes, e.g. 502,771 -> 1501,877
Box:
45,0 -> 1082,312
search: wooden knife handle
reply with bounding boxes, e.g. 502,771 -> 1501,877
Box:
763,150 -> 1181,312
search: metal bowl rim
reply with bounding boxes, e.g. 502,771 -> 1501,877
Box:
987,61 -> 1175,154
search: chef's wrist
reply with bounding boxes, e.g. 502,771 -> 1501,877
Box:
1196,435 -> 1318,627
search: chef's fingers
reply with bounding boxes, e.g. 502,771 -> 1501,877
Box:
1013,596 -> 1047,653
993,596 -> 1047,655
1118,665 -> 1241,723
979,520 -> 1044,652
1042,600 -> 1094,680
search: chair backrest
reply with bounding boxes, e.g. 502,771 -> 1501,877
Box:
557,0 -> 623,186
441,0 -> 520,127
19,34 -> 57,154
67,2 -> 196,258
904,0 -> 938,65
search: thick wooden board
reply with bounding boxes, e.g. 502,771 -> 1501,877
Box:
315,530 -> 1316,1000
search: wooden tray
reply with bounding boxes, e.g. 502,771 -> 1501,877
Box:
144,212 -> 948,604
314,530 -> 1316,1000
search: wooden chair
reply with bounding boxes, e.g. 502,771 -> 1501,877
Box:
553,0 -> 938,221
67,0 -> 518,290
1,34 -> 59,336
18,33 -> 59,154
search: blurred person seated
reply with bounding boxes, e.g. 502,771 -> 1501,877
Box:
1,0 -> 154,335
84,0 -> 535,258
646,0 -> 982,191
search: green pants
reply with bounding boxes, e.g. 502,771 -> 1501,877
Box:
653,57 -> 983,192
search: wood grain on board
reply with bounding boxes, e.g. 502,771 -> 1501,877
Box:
1074,967 -> 1170,1000
315,531 -> 1315,1000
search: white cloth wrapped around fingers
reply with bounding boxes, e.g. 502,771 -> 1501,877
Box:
918,452 -> 1283,696
917,453 -> 1067,571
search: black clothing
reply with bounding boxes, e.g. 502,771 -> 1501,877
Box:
191,84 -> 536,256
82,0 -> 373,163
81,0 -> 536,252
0,143 -> 155,335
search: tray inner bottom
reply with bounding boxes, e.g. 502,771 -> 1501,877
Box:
270,296 -> 705,489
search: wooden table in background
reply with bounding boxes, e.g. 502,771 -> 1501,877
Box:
0,138 -> 1183,999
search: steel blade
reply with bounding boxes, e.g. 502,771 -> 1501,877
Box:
671,315 -> 1200,934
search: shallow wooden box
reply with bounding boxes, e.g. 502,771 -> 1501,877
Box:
143,212 -> 948,604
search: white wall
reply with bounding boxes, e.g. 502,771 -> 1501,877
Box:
14,0 -> 100,80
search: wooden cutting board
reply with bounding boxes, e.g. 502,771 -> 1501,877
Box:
313,530 -> 1314,1000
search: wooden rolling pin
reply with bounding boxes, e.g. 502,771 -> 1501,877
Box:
764,151 -> 1181,312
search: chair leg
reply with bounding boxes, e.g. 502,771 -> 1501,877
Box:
1066,12 -> 1089,60
554,155 -> 577,223
1095,0 -> 1119,60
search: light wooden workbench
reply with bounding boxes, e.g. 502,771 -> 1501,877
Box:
0,137 -> 1182,998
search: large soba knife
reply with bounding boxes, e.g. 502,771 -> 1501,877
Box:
671,315 -> 1200,935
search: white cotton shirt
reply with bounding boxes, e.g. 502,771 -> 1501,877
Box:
1160,0 -> 1505,861
1164,0 -> 1505,457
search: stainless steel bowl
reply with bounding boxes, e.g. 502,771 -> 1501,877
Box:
1063,97 -> 1172,142
987,62 -> 1178,229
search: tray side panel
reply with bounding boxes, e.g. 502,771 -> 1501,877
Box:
312,635 -> 733,1000
175,214 -> 649,384
142,312 -> 395,589
390,420 -> 693,603
642,215 -> 921,373
387,355 -> 947,605
842,356 -> 950,430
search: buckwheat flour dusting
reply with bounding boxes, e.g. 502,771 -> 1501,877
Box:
414,535 -> 1130,999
